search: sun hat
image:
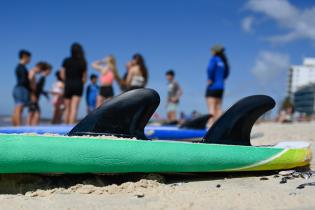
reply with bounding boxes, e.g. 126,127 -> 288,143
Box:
211,44 -> 225,53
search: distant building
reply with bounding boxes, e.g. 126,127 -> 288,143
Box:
288,58 -> 315,99
293,84 -> 315,116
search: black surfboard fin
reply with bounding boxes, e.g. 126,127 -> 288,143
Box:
202,95 -> 275,146
68,88 -> 160,139
179,114 -> 212,130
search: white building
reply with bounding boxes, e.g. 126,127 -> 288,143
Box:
288,58 -> 315,98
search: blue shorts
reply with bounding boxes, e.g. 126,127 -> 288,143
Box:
166,102 -> 178,113
87,100 -> 97,112
13,86 -> 30,105
87,105 -> 96,113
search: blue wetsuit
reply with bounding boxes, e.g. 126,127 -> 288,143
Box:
205,56 -> 226,98
207,56 -> 225,90
86,83 -> 99,111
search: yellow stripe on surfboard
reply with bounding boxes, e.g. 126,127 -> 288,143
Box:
226,146 -> 312,172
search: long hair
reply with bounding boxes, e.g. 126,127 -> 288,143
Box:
132,53 -> 148,85
216,50 -> 230,79
55,71 -> 63,82
71,43 -> 86,66
107,55 -> 121,81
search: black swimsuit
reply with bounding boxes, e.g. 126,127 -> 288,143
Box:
62,57 -> 86,99
64,80 -> 84,98
99,86 -> 114,98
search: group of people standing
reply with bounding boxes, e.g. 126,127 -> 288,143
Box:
12,42 -> 229,128
12,50 -> 52,126
12,43 -> 149,126
86,53 -> 149,110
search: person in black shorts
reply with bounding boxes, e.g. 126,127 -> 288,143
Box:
205,44 -> 230,127
60,43 -> 87,124
91,55 -> 118,107
12,50 -> 32,126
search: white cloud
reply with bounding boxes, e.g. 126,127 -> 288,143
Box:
245,0 -> 315,43
251,51 -> 290,83
241,16 -> 255,32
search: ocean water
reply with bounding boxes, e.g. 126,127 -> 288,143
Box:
0,116 -> 12,126
0,115 -> 64,127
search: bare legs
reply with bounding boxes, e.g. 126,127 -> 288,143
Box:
96,95 -> 112,108
64,96 -> 81,124
206,97 -> 222,128
12,103 -> 39,126
96,95 -> 105,107
63,99 -> 70,124
12,104 -> 24,126
52,106 -> 63,124
27,111 -> 40,125
69,96 -> 81,123
167,111 -> 176,122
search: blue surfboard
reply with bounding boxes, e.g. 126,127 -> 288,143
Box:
0,125 -> 206,140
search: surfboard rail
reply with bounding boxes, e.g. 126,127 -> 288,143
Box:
0,134 -> 310,173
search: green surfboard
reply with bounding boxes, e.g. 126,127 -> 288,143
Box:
1,90 -> 310,173
0,134 -> 311,173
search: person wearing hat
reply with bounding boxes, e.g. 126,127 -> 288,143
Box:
205,44 -> 230,127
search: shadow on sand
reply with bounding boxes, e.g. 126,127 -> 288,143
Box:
1,168 -> 310,194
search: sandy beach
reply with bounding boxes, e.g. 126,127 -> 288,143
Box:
0,122 -> 314,210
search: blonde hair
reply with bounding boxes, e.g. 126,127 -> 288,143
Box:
106,55 -> 121,82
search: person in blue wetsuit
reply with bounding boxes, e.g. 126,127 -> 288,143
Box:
86,74 -> 99,113
205,44 -> 230,127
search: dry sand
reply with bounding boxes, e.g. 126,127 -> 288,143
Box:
0,122 -> 315,210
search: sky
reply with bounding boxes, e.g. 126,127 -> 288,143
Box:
0,0 -> 315,119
